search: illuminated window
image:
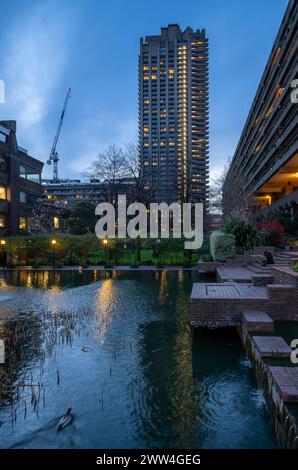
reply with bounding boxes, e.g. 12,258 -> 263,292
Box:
19,217 -> 27,230
0,214 -> 6,228
53,217 -> 60,229
269,47 -> 281,72
264,87 -> 284,119
0,187 -> 6,200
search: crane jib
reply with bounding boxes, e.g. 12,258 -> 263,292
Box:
47,88 -> 71,181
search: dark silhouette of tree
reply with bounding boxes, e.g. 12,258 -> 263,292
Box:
68,201 -> 97,235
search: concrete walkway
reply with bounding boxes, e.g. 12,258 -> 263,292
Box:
217,266 -> 253,282
0,265 -> 197,272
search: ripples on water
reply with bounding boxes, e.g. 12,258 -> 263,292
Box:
0,270 -> 276,449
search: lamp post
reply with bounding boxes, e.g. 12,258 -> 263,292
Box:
157,239 -> 161,269
0,240 -> 6,269
102,238 -> 108,270
51,239 -> 57,270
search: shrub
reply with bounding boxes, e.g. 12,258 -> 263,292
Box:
63,251 -> 82,266
210,230 -> 236,262
223,218 -> 264,250
257,220 -> 285,248
293,263 -> 298,273
200,253 -> 213,262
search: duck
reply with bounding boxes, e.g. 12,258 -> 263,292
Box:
57,408 -> 73,431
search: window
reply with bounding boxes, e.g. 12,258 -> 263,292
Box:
0,187 -> 6,200
20,191 -> 26,203
19,217 -> 27,230
0,157 -> 5,171
0,214 -> 6,228
20,166 -> 26,178
53,217 -> 60,229
27,171 -> 40,183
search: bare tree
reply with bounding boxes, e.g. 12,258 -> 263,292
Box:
209,159 -> 250,221
122,142 -> 148,204
87,144 -> 132,203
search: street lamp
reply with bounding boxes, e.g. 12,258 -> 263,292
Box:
102,238 -> 108,269
156,239 -> 162,269
51,239 -> 57,269
0,240 -> 6,269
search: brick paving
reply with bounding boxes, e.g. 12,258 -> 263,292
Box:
252,336 -> 292,358
269,367 -> 298,402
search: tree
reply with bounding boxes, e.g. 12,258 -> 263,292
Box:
32,199 -> 69,233
122,142 -> 148,204
68,201 -> 97,235
87,144 -> 132,203
209,159 -> 250,221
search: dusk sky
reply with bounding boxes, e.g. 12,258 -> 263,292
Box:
0,0 -> 289,181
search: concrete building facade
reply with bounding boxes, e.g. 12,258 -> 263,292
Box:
139,24 -> 209,205
225,0 -> 298,220
0,121 -> 44,235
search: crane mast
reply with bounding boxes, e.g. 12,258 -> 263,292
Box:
47,88 -> 71,182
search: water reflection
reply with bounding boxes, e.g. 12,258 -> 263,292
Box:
135,274 -> 197,447
0,270 -> 276,449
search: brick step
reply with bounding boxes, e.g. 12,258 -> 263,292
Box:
252,336 -> 292,358
252,274 -> 274,286
242,310 -> 274,333
246,263 -> 270,274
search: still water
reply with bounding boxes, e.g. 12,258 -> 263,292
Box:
0,270 -> 276,449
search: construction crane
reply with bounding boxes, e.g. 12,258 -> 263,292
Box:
47,88 -> 71,182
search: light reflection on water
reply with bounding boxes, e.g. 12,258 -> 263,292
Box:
0,270 -> 276,449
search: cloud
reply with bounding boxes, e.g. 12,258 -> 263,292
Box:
0,2 -> 76,159
68,114 -> 137,178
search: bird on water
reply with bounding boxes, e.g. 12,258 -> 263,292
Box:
57,408 -> 73,431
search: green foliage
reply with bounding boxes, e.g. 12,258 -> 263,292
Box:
68,201 -> 97,235
293,262 -> 298,273
210,230 -> 236,262
63,251 -> 82,266
200,253 -> 213,262
223,218 -> 264,250
4,233 -> 200,267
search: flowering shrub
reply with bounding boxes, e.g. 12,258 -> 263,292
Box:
257,220 -> 285,248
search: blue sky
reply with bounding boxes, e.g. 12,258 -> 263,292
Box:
0,0 -> 289,180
